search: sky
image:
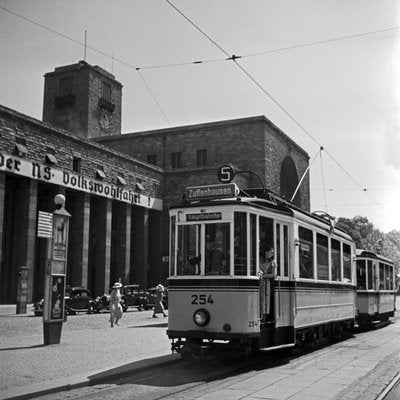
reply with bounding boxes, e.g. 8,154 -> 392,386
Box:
1,0 -> 399,233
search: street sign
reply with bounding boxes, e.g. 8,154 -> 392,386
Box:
217,164 -> 236,183
37,211 -> 53,238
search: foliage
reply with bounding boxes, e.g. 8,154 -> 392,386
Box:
336,215 -> 400,276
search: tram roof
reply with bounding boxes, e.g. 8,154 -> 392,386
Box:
170,187 -> 353,241
356,249 -> 394,264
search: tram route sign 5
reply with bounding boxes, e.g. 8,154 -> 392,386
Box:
217,164 -> 236,183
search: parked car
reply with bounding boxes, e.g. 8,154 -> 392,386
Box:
32,286 -> 97,316
120,284 -> 149,311
93,293 -> 111,313
94,293 -> 126,313
146,286 -> 168,310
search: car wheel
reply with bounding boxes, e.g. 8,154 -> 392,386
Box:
87,304 -> 95,314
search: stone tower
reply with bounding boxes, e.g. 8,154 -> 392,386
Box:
42,60 -> 122,139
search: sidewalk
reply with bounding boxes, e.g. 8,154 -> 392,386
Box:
0,305 -> 176,400
1,301 -> 400,400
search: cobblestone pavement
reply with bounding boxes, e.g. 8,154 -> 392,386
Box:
0,306 -> 173,399
1,299 -> 400,400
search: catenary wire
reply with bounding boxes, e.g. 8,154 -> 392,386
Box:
0,4 -> 394,212
165,0 -> 387,214
136,70 -> 171,126
2,5 -> 396,71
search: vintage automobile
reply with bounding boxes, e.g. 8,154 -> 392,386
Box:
94,293 -> 127,313
146,286 -> 168,310
94,293 -> 111,312
32,286 -> 97,316
120,284 -> 149,311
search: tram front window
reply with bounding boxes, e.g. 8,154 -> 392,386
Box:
205,223 -> 230,275
177,224 -> 201,275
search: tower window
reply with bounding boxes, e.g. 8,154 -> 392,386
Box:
59,77 -> 73,96
197,149 -> 207,166
171,152 -> 182,168
101,82 -> 112,103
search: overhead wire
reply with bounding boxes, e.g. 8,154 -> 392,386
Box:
0,3 -> 395,212
2,5 -> 397,71
164,0 -> 388,215
0,4 -> 172,124
136,70 -> 171,126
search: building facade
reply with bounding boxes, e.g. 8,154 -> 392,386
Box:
96,116 -> 310,257
0,104 -> 163,304
0,61 -> 310,305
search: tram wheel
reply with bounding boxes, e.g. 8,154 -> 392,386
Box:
180,344 -> 202,361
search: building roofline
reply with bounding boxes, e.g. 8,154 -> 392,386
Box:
0,104 -> 161,172
96,115 -> 309,158
43,60 -> 123,87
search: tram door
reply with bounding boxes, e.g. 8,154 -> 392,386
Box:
259,217 -> 277,324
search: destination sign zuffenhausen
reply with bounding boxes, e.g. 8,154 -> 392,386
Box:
186,183 -> 239,201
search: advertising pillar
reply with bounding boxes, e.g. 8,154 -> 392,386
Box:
43,194 -> 71,345
16,266 -> 29,314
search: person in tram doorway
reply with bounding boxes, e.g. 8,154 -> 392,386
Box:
259,247 -> 277,324
109,282 -> 123,327
152,284 -> 167,318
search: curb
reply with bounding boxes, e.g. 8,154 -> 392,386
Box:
1,354 -> 180,400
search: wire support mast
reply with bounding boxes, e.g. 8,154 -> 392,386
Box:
290,147 -> 322,203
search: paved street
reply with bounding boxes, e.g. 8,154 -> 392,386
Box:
1,298 -> 400,400
0,306 -> 174,399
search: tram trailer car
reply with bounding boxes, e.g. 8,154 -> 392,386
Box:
356,249 -> 396,328
166,184 -> 357,359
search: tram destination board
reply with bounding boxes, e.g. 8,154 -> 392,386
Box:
185,183 -> 239,201
186,212 -> 222,221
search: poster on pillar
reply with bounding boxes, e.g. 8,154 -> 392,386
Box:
52,214 -> 69,261
44,275 -> 65,321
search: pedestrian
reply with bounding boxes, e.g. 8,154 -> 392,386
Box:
109,282 -> 123,327
152,284 -> 167,318
259,247 -> 277,324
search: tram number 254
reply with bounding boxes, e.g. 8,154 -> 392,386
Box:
191,294 -> 215,305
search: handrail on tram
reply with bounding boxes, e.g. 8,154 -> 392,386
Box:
275,276 -> 281,323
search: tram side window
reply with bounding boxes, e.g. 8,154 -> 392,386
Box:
276,224 -> 281,276
283,225 -> 289,277
317,233 -> 329,280
389,265 -> 394,290
259,216 -> 274,270
170,216 -> 176,276
177,224 -> 201,275
299,226 -> 313,279
343,244 -> 352,282
379,262 -> 385,290
331,239 -> 341,281
356,260 -> 367,290
205,223 -> 230,275
367,260 -> 373,289
385,264 -> 391,290
250,214 -> 257,276
234,212 -> 247,275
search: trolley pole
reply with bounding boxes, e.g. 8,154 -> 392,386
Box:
42,194 -> 71,345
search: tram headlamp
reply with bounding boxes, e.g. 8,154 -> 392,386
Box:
193,309 -> 210,327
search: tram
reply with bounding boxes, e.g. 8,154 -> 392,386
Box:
166,183 -> 357,358
356,249 -> 396,328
